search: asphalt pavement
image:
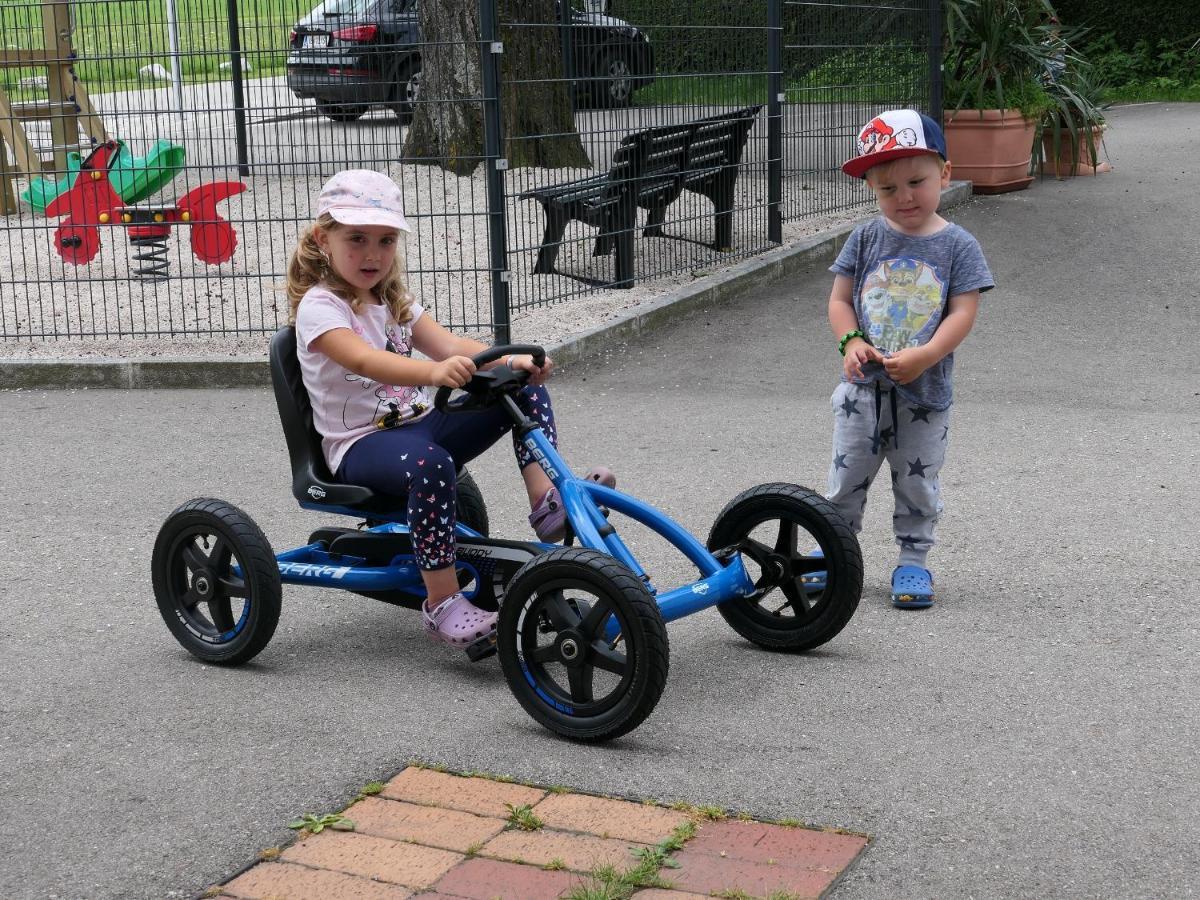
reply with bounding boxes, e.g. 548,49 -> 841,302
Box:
1,101 -> 1197,899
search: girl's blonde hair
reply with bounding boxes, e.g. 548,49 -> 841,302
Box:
285,213 -> 414,325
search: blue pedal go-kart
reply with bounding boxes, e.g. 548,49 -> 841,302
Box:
152,329 -> 864,741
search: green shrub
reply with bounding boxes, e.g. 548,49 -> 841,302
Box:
1054,1 -> 1200,52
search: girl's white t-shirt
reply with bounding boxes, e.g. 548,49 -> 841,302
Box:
294,286 -> 432,474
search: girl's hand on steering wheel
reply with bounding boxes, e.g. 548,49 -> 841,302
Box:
509,353 -> 554,386
431,355 -> 476,388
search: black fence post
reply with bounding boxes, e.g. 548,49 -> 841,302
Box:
767,0 -> 783,244
559,0 -> 576,117
480,0 -> 511,345
928,0 -> 943,121
225,0 -> 250,177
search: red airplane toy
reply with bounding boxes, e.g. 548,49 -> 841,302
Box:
44,140 -> 246,278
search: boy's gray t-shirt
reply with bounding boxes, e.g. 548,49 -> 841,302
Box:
830,217 -> 993,410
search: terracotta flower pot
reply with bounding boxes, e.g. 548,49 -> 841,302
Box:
1040,125 -> 1109,177
943,109 -> 1037,194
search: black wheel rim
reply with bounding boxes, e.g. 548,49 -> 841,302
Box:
731,515 -> 828,627
165,526 -> 252,645
512,578 -> 634,717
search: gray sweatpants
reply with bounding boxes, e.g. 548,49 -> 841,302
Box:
825,381 -> 950,568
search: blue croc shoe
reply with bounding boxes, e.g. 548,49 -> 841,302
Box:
891,565 -> 934,609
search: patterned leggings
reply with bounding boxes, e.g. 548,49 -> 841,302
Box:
337,385 -> 557,570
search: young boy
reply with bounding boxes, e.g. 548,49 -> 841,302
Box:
823,109 -> 993,608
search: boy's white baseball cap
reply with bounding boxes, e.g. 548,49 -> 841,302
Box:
842,108 -> 947,179
316,169 -> 410,232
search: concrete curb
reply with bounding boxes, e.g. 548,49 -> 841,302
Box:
1,182 -> 973,389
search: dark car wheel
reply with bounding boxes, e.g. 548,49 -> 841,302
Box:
592,49 -> 634,108
390,65 -> 421,123
316,99 -> 367,122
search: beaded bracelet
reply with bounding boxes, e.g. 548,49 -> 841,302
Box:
838,329 -> 865,356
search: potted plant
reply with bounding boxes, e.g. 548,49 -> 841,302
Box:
1036,39 -> 1111,177
942,0 -> 1056,193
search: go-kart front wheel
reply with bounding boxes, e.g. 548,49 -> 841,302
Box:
152,498 -> 281,665
707,483 -> 862,651
497,548 -> 668,742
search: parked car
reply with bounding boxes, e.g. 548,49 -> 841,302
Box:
286,0 -> 655,123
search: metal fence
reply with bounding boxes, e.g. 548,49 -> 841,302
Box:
0,0 -> 939,343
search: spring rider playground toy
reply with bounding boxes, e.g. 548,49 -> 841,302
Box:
44,140 -> 245,279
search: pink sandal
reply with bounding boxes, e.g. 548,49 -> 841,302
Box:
529,466 -> 616,543
422,593 -> 498,649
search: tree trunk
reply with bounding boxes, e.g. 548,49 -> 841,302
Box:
403,0 -> 590,175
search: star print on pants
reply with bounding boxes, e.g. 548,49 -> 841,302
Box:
909,406 -> 932,423
907,457 -> 930,478
841,396 -> 861,418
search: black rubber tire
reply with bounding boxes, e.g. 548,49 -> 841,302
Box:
591,49 -> 634,108
152,498 -> 281,665
316,99 -> 366,122
455,468 -> 489,537
497,548 -> 668,742
707,483 -> 862,651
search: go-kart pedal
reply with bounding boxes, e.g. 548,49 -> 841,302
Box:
464,633 -> 498,661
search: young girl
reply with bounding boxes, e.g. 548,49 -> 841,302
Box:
287,169 -> 612,653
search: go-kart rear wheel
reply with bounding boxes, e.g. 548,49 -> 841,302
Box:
152,498 -> 281,665
707,483 -> 862,651
497,548 -> 668,742
455,468 -> 489,536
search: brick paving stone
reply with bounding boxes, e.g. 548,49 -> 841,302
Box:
532,793 -> 691,844
628,889 -> 713,899
383,768 -> 546,818
221,860 -> 414,899
282,830 -> 462,888
481,827 -> 650,872
351,796 -> 506,852
686,819 -> 869,870
668,848 -> 838,899
432,857 -> 585,900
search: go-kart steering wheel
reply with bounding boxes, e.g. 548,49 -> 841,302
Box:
433,344 -> 546,414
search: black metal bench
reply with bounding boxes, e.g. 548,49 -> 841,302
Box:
520,105 -> 762,288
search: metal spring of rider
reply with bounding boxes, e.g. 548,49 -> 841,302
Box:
129,234 -> 171,281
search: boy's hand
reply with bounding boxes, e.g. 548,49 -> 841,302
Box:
843,338 -> 884,381
881,346 -> 933,385
508,353 -> 554,386
430,355 -> 476,388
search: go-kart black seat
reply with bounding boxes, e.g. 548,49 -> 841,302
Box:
269,326 -> 396,514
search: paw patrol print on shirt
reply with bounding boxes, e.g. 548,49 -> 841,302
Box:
860,257 -> 944,352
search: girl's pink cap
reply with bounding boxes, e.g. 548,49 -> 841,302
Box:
316,170 -> 410,231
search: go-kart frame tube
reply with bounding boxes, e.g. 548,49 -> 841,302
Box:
269,519 -> 487,592
518,424 -> 756,624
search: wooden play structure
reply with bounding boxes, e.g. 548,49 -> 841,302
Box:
1,0 -> 109,214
